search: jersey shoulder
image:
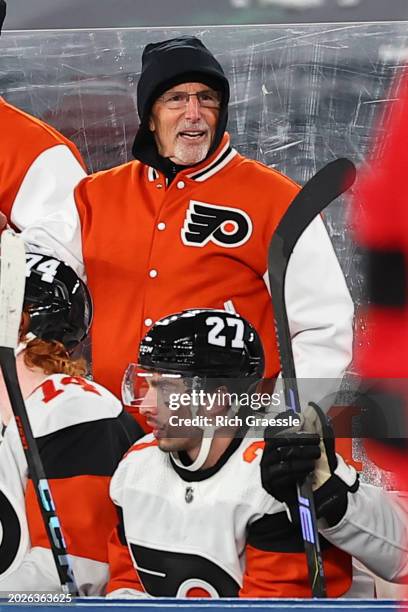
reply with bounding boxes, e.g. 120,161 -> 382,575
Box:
26,373 -> 123,437
234,152 -> 300,190
77,159 -> 141,191
110,433 -> 166,504
74,159 -> 143,214
225,436 -> 267,486
230,152 -> 300,224
221,435 -> 281,516
119,433 -> 160,469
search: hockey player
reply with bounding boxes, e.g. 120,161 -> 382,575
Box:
107,309 -> 408,598
4,36 -> 353,427
0,253 -> 143,594
353,66 -> 408,598
0,2 -> 87,231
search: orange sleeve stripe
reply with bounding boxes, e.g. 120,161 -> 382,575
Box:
26,475 -> 117,562
106,526 -> 144,594
123,439 -> 158,458
240,544 -> 352,598
243,441 -> 265,463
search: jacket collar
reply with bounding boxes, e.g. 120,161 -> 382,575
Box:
146,133 -> 237,184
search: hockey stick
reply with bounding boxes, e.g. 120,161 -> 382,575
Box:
268,158 -> 356,597
0,230 -> 78,595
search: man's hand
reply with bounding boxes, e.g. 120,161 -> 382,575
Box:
260,403 -> 359,526
260,427 -> 320,508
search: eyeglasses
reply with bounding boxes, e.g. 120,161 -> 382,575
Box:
158,90 -> 221,109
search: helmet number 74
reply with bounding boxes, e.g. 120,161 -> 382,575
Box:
25,254 -> 61,284
205,316 -> 245,348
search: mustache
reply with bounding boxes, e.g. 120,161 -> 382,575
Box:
177,121 -> 210,131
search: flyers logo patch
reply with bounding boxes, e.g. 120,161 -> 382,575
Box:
130,543 -> 239,597
181,201 -> 253,248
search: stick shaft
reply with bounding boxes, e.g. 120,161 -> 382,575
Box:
268,158 -> 356,597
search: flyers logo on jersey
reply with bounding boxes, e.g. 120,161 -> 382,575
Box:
181,201 -> 253,248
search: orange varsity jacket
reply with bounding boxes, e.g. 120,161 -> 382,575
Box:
74,134 -> 299,424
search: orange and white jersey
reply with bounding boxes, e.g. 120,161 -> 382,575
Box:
107,432 -> 352,598
19,133 -> 353,423
0,97 -> 86,230
0,374 -> 143,595
107,434 -> 408,599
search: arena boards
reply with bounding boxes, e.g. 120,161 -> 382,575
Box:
0,598 -> 405,611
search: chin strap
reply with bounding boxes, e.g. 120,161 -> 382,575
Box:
14,332 -> 36,357
171,428 -> 214,471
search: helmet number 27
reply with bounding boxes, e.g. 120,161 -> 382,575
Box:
205,316 -> 245,348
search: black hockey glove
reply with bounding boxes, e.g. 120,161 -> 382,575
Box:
260,402 -> 359,526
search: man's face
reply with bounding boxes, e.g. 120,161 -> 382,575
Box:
139,373 -> 203,454
149,82 -> 220,166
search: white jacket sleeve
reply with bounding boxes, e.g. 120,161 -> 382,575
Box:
267,214 -> 354,409
321,484 -> 408,583
10,144 -> 86,280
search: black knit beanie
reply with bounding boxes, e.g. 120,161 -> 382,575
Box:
132,36 -> 230,165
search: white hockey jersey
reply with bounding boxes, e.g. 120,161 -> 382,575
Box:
0,373 -> 142,595
108,433 -> 408,599
108,433 -> 353,598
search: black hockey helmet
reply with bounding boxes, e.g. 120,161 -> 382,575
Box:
24,253 -> 92,350
138,308 -> 264,380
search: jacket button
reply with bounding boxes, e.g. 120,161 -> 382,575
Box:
156,184 -> 163,189
144,318 -> 153,327
149,269 -> 158,278
177,180 -> 185,189
157,222 -> 166,231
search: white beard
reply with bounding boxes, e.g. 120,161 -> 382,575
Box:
173,138 -> 210,165
172,118 -> 213,165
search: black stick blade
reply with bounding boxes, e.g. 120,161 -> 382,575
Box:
268,157 -> 356,384
269,158 -> 356,284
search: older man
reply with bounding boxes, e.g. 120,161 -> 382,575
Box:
12,37 -> 353,427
